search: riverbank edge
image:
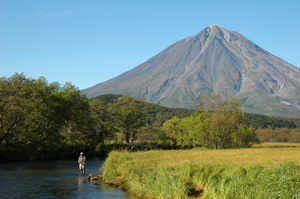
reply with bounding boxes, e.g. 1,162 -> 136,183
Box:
100,151 -> 300,199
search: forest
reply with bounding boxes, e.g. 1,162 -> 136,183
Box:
1,74 -> 300,161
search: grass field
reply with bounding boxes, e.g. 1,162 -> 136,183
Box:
125,147 -> 300,167
253,142 -> 300,148
101,144 -> 300,199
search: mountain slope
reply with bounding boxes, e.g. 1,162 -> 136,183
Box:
83,25 -> 300,118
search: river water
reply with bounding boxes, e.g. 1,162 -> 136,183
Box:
0,160 -> 135,199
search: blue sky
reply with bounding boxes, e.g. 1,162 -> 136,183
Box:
1,0 -> 300,89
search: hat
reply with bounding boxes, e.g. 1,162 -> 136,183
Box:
80,152 -> 83,155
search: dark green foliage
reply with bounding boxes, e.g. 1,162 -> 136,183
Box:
89,98 -> 116,143
1,74 -> 299,162
91,95 -> 180,151
244,113 -> 300,128
94,94 -> 300,150
93,94 -> 122,104
0,75 -> 192,161
93,94 -> 193,126
111,96 -> 146,146
94,95 -> 300,129
0,73 -> 97,161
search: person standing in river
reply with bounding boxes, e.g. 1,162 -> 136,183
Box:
78,152 -> 86,173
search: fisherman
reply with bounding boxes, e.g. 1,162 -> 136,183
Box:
78,152 -> 86,173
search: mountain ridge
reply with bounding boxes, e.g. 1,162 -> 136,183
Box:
83,25 -> 300,118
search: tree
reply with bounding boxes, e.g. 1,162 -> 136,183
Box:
0,74 -> 68,158
196,94 -> 256,148
162,94 -> 258,149
0,73 -> 96,160
111,96 -> 146,148
162,117 -> 184,147
58,83 -> 96,151
89,98 -> 116,142
162,112 -> 210,148
0,74 -> 32,146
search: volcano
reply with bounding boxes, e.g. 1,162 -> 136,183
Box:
83,25 -> 300,118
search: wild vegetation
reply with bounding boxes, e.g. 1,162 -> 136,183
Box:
0,74 -> 191,161
101,150 -> 300,199
93,94 -> 300,151
3,73 -> 300,198
162,95 -> 257,149
0,73 -> 96,161
95,94 -> 300,129
98,94 -> 300,198
256,127 -> 300,143
1,73 -> 300,162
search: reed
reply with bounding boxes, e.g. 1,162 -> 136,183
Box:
101,148 -> 300,199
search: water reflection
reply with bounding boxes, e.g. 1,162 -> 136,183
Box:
0,160 -> 134,199
78,175 -> 87,185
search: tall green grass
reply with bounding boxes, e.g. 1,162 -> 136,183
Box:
101,151 -> 300,199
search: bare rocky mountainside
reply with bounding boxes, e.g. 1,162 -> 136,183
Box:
83,25 -> 300,118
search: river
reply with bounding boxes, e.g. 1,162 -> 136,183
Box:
0,160 -> 136,199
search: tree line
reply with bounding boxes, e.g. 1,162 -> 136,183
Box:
0,74 -> 190,161
1,74 -> 299,161
256,128 -> 300,143
162,95 -> 258,148
0,74 -> 95,161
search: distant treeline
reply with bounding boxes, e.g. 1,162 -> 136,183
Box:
95,94 -> 300,129
1,74 -> 300,161
95,94 -> 258,149
245,113 -> 300,129
256,128 -> 300,143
